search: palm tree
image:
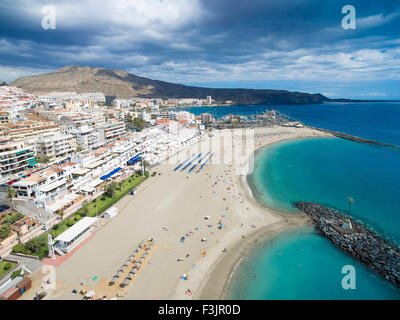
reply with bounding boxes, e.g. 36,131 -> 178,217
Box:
6,187 -> 16,210
142,159 -> 149,176
57,209 -> 65,220
82,200 -> 89,216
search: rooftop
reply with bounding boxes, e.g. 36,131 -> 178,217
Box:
54,217 -> 98,243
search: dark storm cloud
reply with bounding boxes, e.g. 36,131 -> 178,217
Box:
0,0 -> 399,93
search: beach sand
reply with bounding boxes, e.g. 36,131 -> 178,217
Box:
23,126 -> 331,300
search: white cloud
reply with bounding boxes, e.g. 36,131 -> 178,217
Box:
0,65 -> 51,82
357,12 -> 400,29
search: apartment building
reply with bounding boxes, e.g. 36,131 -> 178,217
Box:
0,121 -> 61,141
12,167 -> 69,208
71,125 -> 102,150
34,133 -> 77,161
98,119 -> 126,144
59,114 -> 97,134
0,111 -> 11,124
0,138 -> 37,180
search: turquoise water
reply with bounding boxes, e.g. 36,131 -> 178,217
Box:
227,137 -> 400,299
188,102 -> 400,299
226,228 -> 400,300
249,138 -> 400,243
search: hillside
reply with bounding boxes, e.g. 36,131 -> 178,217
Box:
11,66 -> 330,105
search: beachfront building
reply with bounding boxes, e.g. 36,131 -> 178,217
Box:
53,217 -> 98,254
11,167 -> 69,206
34,133 -> 76,161
0,138 -> 36,181
197,113 -> 214,125
35,178 -> 69,209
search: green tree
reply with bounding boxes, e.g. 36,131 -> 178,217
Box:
142,160 -> 149,175
133,118 -> 146,131
57,209 -> 65,220
0,226 -> 11,241
82,200 -> 89,217
25,237 -> 42,253
0,81 -> 7,86
105,182 -> 118,198
11,269 -> 21,279
36,156 -> 50,163
4,262 -> 13,270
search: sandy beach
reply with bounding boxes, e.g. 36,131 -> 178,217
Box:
23,126 -> 332,300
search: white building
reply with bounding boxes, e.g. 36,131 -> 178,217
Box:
0,138 -> 37,181
71,125 -> 102,150
34,133 -> 76,161
98,119 -> 126,144
54,217 -> 98,254
103,206 -> 118,219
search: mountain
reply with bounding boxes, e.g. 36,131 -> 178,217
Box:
11,66 -> 330,105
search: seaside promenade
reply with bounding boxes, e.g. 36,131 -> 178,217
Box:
22,126 -> 331,300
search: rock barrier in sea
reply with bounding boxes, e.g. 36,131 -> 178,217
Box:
306,126 -> 400,149
295,201 -> 400,289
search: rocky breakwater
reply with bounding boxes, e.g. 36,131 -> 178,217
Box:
296,201 -> 400,289
306,126 -> 400,150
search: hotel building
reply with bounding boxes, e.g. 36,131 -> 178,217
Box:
0,138 -> 37,180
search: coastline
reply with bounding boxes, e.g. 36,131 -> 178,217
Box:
195,128 -> 333,300
23,126 -> 332,300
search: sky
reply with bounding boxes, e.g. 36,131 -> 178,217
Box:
0,0 -> 400,99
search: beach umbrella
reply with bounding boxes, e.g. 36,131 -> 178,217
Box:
135,262 -> 141,267
85,290 -> 95,298
145,249 -> 151,253
201,238 -> 207,242
139,257 -> 145,262
142,253 -> 148,258
121,265 -> 127,271
129,255 -> 135,260
124,260 -> 130,265
116,270 -> 123,276
131,268 -> 138,273
127,273 -> 134,280
121,279 -> 129,287
111,276 -> 119,283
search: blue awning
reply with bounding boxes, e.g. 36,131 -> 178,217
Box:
127,153 -> 143,165
100,167 -> 122,180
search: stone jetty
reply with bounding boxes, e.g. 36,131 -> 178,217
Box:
296,201 -> 400,289
307,126 -> 400,149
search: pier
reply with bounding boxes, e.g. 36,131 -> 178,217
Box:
296,202 -> 400,289
307,126 -> 400,149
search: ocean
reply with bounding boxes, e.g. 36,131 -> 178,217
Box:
178,102 -> 400,299
177,102 -> 400,145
